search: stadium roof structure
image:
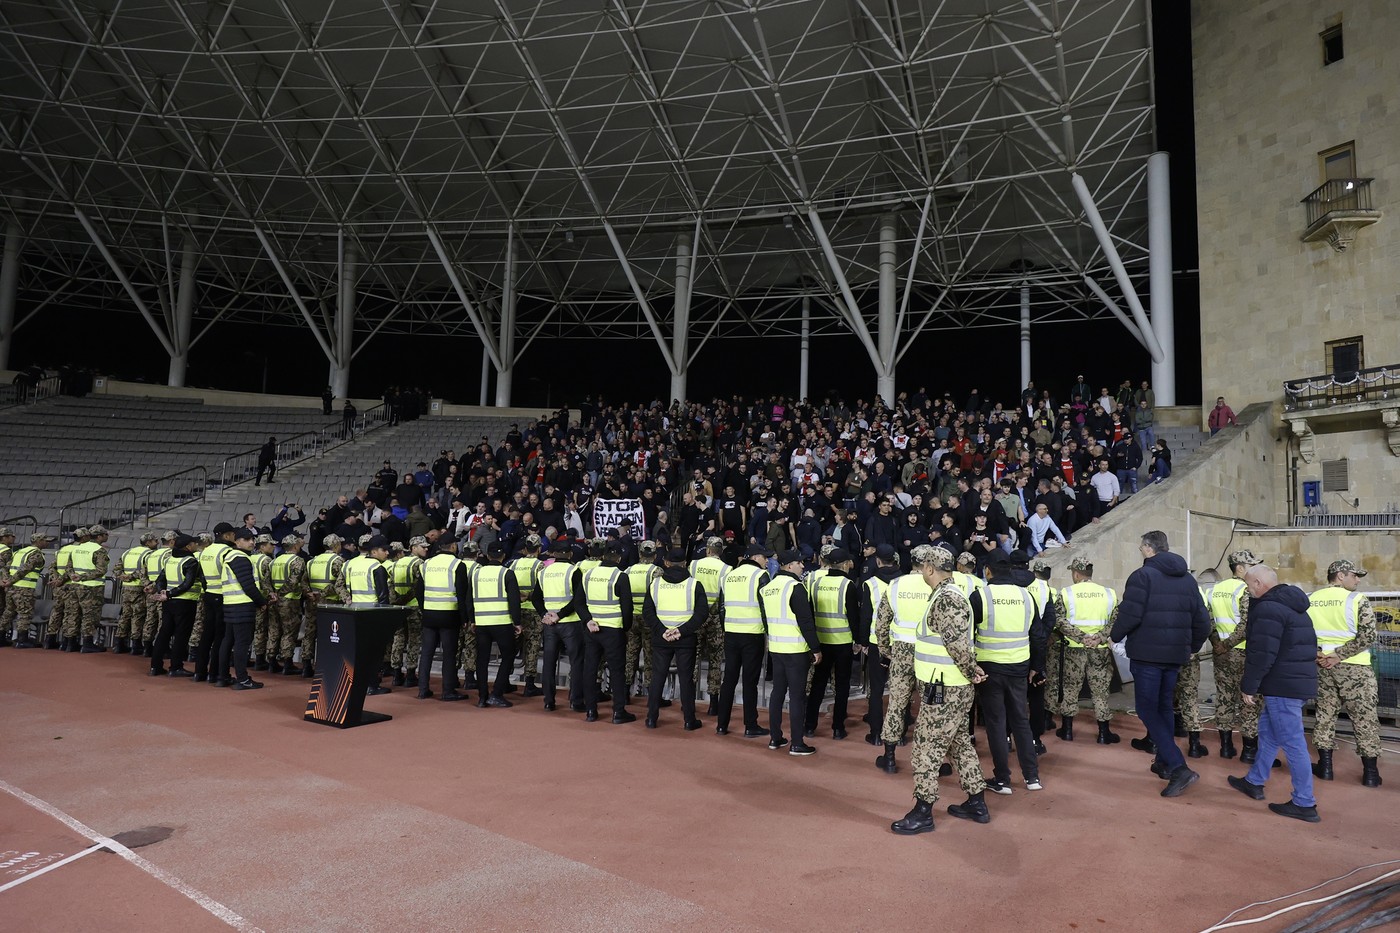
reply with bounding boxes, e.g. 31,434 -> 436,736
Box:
0,0 -> 1173,403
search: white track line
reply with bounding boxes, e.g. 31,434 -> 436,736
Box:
0,844 -> 105,893
0,779 -> 262,932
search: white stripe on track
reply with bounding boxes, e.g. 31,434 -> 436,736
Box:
0,844 -> 104,893
0,779 -> 262,932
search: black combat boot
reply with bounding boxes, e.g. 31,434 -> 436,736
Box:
1361,757 -> 1382,788
1097,721 -> 1121,744
254,655 -> 269,672
44,634 -> 59,649
890,800 -> 934,835
522,676 -> 543,697
1239,736 -> 1258,765
1055,715 -> 1074,741
111,638 -> 127,653
268,659 -> 283,674
1312,749 -> 1334,780
79,637 -> 105,653
876,743 -> 899,774
1187,732 -> 1207,758
947,792 -> 991,824
1219,730 -> 1237,759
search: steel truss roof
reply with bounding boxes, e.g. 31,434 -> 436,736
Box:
0,0 -> 1158,362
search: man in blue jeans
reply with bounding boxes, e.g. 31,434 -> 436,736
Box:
1110,530 -> 1213,797
1227,565 -> 1321,822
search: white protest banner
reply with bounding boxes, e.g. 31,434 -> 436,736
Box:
593,498 -> 646,540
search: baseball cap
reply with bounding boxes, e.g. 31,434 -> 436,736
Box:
955,552 -> 976,568
139,531 -> 157,543
409,535 -> 429,548
234,528 -> 256,541
212,522 -> 235,535
638,541 -> 658,554
72,527 -> 89,538
365,535 -> 388,551
173,533 -> 198,550
604,540 -> 625,556
827,547 -> 851,564
1228,549 -> 1263,568
776,548 -> 804,566
0,527 -> 11,537
87,524 -> 107,536
666,548 -> 689,563
322,534 -> 342,548
911,545 -> 952,571
486,541 -> 506,559
1327,559 -> 1367,577
745,543 -> 773,558
31,532 -> 53,543
875,543 -> 896,560
1068,555 -> 1094,573
254,533 -> 275,545
1030,557 -> 1051,574
281,534 -> 303,547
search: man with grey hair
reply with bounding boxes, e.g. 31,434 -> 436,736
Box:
1110,530 -> 1212,798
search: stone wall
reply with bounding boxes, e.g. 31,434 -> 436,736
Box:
1292,421 -> 1400,514
1233,528 -> 1400,591
1192,0 -> 1400,413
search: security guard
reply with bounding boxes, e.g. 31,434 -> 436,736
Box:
342,534 -> 392,694
761,548 -> 820,756
470,541 -> 522,708
580,540 -> 636,723
4,532 -> 52,647
861,544 -> 901,746
509,534 -> 545,697
1175,570 -> 1217,759
1308,559 -> 1383,788
0,526 -> 13,646
268,534 -> 307,674
416,535 -> 470,700
1055,555 -> 1120,744
690,536 -> 730,713
217,528 -> 272,689
1210,550 -> 1261,761
715,544 -> 771,737
140,531 -> 178,656
46,527 -> 85,650
303,533 -> 347,678
389,537 -> 428,687
114,531 -> 156,654
873,547 -> 934,773
456,541 -> 482,692
70,524 -> 110,653
978,556 -> 1046,793
1027,557 -> 1061,753
890,545 -> 989,835
195,523 -> 236,682
251,533 -> 277,670
804,547 -> 861,739
643,548 -> 707,729
535,541 -> 589,712
150,534 -> 204,677
624,540 -> 661,699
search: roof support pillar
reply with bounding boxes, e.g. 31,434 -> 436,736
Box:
167,238 -> 197,387
0,221 -> 20,371
1020,285 -> 1032,391
799,295 -> 811,401
1148,152 -> 1176,404
331,238 -> 355,399
876,214 -> 898,406
495,230 -> 517,407
670,232 -> 693,405
1071,173 -> 1164,363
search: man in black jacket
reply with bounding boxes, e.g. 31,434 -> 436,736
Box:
1109,530 -> 1212,798
1228,565 -> 1321,822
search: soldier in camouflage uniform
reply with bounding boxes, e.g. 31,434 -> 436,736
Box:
268,534 -> 307,674
389,538 -> 427,687
251,534 -> 276,669
1174,569 -> 1218,758
891,545 -> 990,834
690,537 -> 730,710
187,533 -> 214,657
456,540 -> 481,690
1308,559 -> 1383,788
511,534 -> 546,696
113,531 -> 155,652
0,526 -> 15,646
3,532 -> 52,646
140,531 -> 177,655
874,546 -> 937,772
71,525 -> 111,652
47,527 -> 85,649
1055,554 -> 1120,744
624,541 -> 659,696
1028,557 -> 1062,751
1210,550 -> 1260,759
302,534 -> 347,678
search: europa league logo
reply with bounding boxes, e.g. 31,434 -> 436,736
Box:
332,620 -> 339,637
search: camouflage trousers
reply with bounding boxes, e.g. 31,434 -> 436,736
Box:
624,615 -> 651,694
70,585 -> 104,639
252,605 -> 271,658
143,592 -> 163,643
116,588 -> 145,639
56,585 -> 83,638
188,601 -> 205,655
1042,635 -> 1064,725
1174,655 -> 1203,730
457,624 -> 477,685
518,607 -> 541,680
1059,647 -> 1114,721
266,599 -> 303,662
2,588 -> 36,638
1313,662 -> 1381,757
389,608 -> 423,673
693,609 -> 724,699
911,681 -> 986,804
880,640 -> 917,746
1212,648 -> 1259,737
301,596 -> 322,667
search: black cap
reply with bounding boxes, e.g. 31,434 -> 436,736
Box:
875,543 -> 896,560
439,533 -> 457,545
366,535 -> 388,551
777,548 -> 803,566
665,548 -> 688,563
233,528 -> 255,541
827,547 -> 851,564
604,540 -> 626,555
174,533 -> 198,550
550,540 -> 573,555
745,543 -> 773,558
212,521 -> 235,535
486,541 -> 505,559
989,553 -> 1010,568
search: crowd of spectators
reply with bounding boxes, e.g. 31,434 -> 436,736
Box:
268,376 -> 1170,576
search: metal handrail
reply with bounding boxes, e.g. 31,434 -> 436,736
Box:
57,488 -> 137,540
143,466 -> 208,526
0,514 -> 39,539
219,429 -> 321,491
1301,177 -> 1375,228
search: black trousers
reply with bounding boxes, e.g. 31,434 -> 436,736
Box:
978,663 -> 1038,783
805,643 -> 854,732
583,626 -> 626,714
1028,681 -> 1049,738
475,624 -> 517,698
865,644 -> 887,736
769,651 -> 812,742
194,595 -> 225,678
419,624 -> 460,693
717,632 -> 765,731
218,607 -> 255,682
648,640 -> 696,721
151,599 -> 197,671
543,621 -> 585,707
255,460 -> 276,484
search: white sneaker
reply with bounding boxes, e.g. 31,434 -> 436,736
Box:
1025,778 -> 1044,791
985,778 -> 1013,795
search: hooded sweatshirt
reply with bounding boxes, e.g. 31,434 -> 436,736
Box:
1109,551 -> 1212,665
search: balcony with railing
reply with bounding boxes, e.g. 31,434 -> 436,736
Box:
1282,363 -> 1400,462
1301,177 -> 1381,251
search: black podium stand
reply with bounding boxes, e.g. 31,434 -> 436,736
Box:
304,605 -> 407,728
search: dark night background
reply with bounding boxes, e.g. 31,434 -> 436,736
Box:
7,3 -> 1200,411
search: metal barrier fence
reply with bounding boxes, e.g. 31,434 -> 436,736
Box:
56,488 -> 137,540
0,514 -> 39,539
1369,592 -> 1400,718
142,467 -> 208,526
217,403 -> 389,492
0,374 -> 63,409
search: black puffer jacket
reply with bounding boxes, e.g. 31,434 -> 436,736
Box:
1241,584 -> 1318,700
1109,551 -> 1211,664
